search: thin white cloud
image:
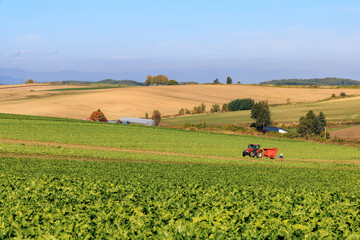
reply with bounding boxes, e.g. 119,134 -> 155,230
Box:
14,34 -> 42,44
10,49 -> 28,57
109,56 -> 140,60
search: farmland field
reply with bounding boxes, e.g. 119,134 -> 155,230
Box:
163,95 -> 360,125
331,126 -> 360,139
1,84 -> 360,120
1,113 -> 360,238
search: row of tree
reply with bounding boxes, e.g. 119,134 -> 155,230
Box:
260,78 -> 360,86
144,75 -> 179,86
297,111 -> 327,137
214,77 -> 240,84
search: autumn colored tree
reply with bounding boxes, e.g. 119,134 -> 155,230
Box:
89,109 -> 108,122
25,79 -> 34,84
222,103 -> 229,112
152,110 -> 161,126
144,75 -> 169,85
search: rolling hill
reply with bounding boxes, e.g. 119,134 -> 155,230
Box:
1,84 -> 360,120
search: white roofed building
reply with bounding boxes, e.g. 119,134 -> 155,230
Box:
119,117 -> 156,126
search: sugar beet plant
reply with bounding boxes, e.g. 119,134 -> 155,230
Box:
1,156 -> 360,238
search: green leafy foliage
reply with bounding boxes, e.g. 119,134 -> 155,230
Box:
226,76 -> 232,84
1,157 -> 360,238
1,113 -> 360,237
251,100 -> 272,130
228,98 -> 254,111
297,111 -> 327,137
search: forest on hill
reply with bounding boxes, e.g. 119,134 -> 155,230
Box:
260,78 -> 360,86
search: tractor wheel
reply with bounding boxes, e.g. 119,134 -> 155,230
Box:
256,151 -> 263,158
249,152 -> 255,158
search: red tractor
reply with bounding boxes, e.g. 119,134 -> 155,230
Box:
243,144 -> 263,158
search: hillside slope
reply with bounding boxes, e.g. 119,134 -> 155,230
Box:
1,84 -> 360,119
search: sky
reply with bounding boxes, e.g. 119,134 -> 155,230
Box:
1,0 -> 360,82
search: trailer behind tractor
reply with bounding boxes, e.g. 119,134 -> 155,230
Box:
243,144 -> 278,159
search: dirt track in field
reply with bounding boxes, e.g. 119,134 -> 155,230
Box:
1,138 -> 360,168
2,84 -> 360,120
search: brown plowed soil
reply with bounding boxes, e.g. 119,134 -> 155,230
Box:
331,126 -> 360,139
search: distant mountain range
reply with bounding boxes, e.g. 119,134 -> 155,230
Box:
260,78 -> 360,86
1,68 -> 360,85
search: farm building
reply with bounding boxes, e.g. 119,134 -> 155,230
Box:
262,127 -> 290,134
119,117 -> 156,126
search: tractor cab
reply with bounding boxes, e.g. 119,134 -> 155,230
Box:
248,144 -> 260,152
243,144 -> 263,158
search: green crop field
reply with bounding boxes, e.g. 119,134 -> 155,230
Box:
163,96 -> 360,125
1,113 -> 360,238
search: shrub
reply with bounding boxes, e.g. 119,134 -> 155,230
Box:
222,103 -> 229,112
25,79 -> 34,84
331,93 -> 336,98
340,92 -> 346,97
167,80 -> 179,85
210,104 -> 220,113
228,98 -> 254,111
89,109 -> 108,122
178,108 -> 185,115
225,124 -> 243,132
200,103 -> 206,113
151,110 -> 161,126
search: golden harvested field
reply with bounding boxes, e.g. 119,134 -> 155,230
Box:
1,84 -> 360,120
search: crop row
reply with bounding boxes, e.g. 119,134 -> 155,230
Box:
2,156 -> 360,238
0,116 -> 359,161
1,142 -> 360,170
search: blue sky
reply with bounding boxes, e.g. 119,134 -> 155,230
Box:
1,0 -> 360,82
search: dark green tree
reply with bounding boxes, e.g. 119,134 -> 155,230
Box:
306,110 -> 316,121
214,78 -> 220,84
318,111 -> 327,130
250,101 -> 272,130
226,76 -> 232,84
297,116 -> 313,136
228,98 -> 254,111
312,117 -> 322,135
210,104 -> 220,113
167,80 -> 179,85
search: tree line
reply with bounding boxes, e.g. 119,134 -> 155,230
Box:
260,78 -> 360,86
144,75 -> 179,86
